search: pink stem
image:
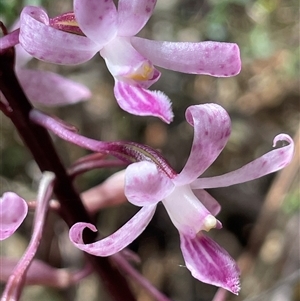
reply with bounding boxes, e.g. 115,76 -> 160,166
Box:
1,172 -> 54,301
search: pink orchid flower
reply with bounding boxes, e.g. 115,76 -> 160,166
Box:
49,104 -> 293,294
18,0 -> 241,122
0,192 -> 28,240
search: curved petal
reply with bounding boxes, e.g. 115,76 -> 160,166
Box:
0,192 -> 28,240
17,69 -> 91,106
192,189 -> 221,216
19,6 -> 99,64
125,161 -> 174,207
9,20 -> 32,67
74,0 -> 117,47
131,38 -> 241,77
114,80 -> 173,123
117,0 -> 156,36
69,205 -> 157,256
191,134 -> 294,189
174,104 -> 231,185
180,232 -> 240,294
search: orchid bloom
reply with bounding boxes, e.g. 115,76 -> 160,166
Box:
60,104 -> 294,294
0,192 -> 28,240
17,0 -> 241,122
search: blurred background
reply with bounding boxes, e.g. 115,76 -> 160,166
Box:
0,0 -> 299,300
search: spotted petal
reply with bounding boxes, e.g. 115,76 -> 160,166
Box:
131,38 -> 241,77
180,232 -> 240,294
17,69 -> 91,106
0,192 -> 28,240
19,6 -> 99,64
117,0 -> 157,36
74,0 -> 117,47
114,80 -> 173,123
69,205 -> 156,256
192,134 -> 294,189
125,161 -> 174,207
174,104 -> 231,185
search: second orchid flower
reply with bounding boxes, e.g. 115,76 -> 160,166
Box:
18,0 -> 241,122
29,103 -> 294,294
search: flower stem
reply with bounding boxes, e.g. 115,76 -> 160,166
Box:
0,42 -> 135,300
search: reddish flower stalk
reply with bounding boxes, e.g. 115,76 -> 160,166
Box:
0,28 -> 135,301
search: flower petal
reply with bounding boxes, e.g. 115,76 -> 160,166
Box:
191,134 -> 294,189
69,205 -> 157,256
131,38 -> 241,77
0,192 -> 28,240
180,232 -> 240,294
125,161 -> 174,206
17,69 -> 91,106
192,189 -> 221,216
19,6 -> 99,64
117,0 -> 156,36
114,80 -> 173,123
9,20 -> 32,67
74,0 -> 117,47
174,104 -> 231,185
